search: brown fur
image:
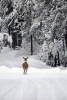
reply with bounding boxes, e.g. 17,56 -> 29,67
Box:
22,57 -> 28,74
22,62 -> 28,69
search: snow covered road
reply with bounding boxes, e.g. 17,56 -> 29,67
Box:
0,47 -> 67,100
0,67 -> 67,100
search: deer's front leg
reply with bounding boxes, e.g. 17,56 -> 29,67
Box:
24,69 -> 25,75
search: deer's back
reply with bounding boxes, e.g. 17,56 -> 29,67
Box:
22,62 -> 28,69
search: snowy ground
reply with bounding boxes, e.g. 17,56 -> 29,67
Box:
0,47 -> 67,100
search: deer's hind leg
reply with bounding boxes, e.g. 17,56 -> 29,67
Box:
26,68 -> 28,74
23,69 -> 25,75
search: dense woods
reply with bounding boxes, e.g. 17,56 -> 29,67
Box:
0,0 -> 67,66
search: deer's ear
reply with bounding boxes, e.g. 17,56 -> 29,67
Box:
23,57 -> 24,59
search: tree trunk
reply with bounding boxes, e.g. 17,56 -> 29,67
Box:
31,35 -> 33,55
63,37 -> 65,57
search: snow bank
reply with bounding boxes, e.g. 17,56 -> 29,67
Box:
0,65 -> 67,75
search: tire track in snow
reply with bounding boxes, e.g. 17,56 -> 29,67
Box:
0,79 -> 22,100
26,77 -> 55,100
26,77 -> 67,100
0,76 -> 67,100
21,77 -> 38,100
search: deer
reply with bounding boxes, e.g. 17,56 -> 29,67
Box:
22,57 -> 28,74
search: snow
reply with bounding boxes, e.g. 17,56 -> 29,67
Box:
0,33 -> 3,41
8,35 -> 12,44
0,67 -> 67,100
0,47 -> 67,100
0,33 -> 9,41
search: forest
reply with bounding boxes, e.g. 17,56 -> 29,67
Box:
0,0 -> 67,67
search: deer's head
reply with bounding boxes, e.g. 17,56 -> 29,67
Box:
23,57 -> 28,62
